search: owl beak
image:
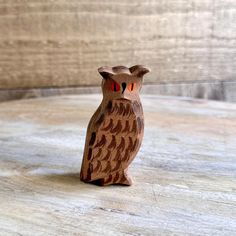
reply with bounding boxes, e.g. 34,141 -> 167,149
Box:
121,82 -> 126,94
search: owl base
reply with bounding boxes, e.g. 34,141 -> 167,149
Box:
80,171 -> 133,186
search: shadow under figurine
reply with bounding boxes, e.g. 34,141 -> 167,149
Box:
80,65 -> 150,186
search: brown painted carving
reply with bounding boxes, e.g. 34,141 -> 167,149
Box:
80,65 -> 150,186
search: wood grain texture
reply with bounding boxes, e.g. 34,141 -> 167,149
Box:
0,94 -> 236,235
0,0 -> 236,89
1,81 -> 236,103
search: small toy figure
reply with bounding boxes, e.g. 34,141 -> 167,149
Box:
80,65 -> 150,186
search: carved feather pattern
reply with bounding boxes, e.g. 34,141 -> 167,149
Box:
81,99 -> 144,184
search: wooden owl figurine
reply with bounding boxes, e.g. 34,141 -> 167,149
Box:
80,65 -> 150,186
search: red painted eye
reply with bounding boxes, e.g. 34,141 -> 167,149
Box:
128,83 -> 136,91
111,81 -> 120,92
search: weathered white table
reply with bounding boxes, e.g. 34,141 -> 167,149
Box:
0,95 -> 235,236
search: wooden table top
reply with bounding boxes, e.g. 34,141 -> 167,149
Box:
0,95 -> 235,236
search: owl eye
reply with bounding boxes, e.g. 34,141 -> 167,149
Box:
128,83 -> 136,92
111,81 -> 120,92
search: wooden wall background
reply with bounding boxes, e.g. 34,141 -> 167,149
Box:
0,0 -> 235,101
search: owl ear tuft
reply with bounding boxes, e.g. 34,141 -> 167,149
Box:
129,65 -> 150,77
98,67 -> 114,80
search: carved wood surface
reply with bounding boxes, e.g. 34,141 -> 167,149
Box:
0,94 -> 235,235
80,65 -> 148,186
0,0 -> 236,89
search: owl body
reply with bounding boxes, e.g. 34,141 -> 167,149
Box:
80,65 -> 150,186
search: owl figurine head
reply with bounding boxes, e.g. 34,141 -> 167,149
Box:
98,65 -> 150,101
